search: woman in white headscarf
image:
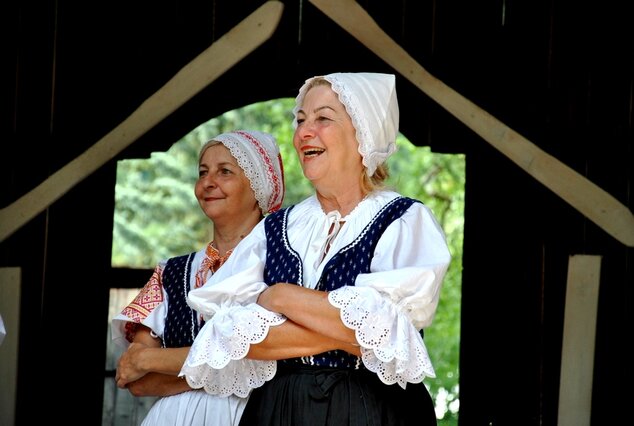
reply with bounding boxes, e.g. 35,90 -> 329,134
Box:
111,130 -> 285,426
182,73 -> 451,425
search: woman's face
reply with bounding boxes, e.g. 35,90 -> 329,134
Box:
293,84 -> 364,191
195,143 -> 259,221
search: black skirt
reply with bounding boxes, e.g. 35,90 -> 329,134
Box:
238,364 -> 437,426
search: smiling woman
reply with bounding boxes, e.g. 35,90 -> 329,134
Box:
104,98 -> 464,426
178,73 -> 453,426
108,130 -> 284,426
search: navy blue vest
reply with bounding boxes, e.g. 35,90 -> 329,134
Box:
162,252 -> 202,348
264,196 -> 418,368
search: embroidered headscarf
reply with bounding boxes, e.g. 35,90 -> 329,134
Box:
199,130 -> 285,214
293,72 -> 399,176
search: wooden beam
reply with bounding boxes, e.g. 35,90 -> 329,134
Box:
309,0 -> 634,247
0,1 -> 284,242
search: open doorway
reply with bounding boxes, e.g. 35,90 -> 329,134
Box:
103,98 -> 464,425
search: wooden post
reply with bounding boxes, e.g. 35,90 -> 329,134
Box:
0,267 -> 21,425
558,255 -> 601,426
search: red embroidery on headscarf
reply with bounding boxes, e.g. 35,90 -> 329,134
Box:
235,130 -> 284,213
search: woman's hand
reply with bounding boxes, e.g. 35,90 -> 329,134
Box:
115,342 -> 151,388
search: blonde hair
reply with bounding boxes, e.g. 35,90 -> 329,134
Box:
361,163 -> 389,194
302,76 -> 330,93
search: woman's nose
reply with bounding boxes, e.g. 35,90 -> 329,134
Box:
202,174 -> 216,188
297,122 -> 315,140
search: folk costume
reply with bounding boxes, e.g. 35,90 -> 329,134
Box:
111,130 -> 284,426
182,74 -> 451,425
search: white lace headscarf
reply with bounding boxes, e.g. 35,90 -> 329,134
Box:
293,72 -> 399,176
199,130 -> 285,214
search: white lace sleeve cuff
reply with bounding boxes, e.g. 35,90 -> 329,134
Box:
328,286 -> 435,389
180,303 -> 286,397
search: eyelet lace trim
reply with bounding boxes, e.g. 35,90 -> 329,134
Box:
328,286 -> 435,389
327,76 -> 373,171
181,303 -> 285,397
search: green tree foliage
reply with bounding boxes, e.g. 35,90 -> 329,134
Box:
112,98 -> 463,424
388,138 -> 464,424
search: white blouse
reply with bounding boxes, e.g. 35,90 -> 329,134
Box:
111,246 -> 249,426
181,190 -> 451,394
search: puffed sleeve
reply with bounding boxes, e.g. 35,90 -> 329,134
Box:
328,202 -> 451,388
111,263 -> 168,348
181,222 -> 286,397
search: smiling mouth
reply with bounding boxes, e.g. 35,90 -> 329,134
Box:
304,148 -> 325,157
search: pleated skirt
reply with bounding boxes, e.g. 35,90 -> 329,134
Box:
238,364 -> 437,426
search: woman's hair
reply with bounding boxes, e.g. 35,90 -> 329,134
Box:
301,76 -> 330,93
361,163 -> 389,193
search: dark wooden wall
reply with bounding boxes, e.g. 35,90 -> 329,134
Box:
3,1 -> 632,424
